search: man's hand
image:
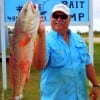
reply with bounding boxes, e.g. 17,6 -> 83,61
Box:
38,18 -> 45,37
90,87 -> 99,100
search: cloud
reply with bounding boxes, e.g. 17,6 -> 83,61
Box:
92,0 -> 100,30
93,0 -> 100,18
93,18 -> 100,30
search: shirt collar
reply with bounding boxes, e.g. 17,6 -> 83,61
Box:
50,29 -> 71,39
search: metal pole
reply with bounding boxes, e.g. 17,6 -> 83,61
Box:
88,0 -> 93,87
89,0 -> 93,63
0,0 -> 7,90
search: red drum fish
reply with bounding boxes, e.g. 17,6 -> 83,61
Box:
9,1 -> 40,99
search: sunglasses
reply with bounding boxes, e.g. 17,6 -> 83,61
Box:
52,13 -> 68,19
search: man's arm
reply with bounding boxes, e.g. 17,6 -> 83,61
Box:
86,64 -> 99,99
33,21 -> 46,70
86,64 -> 98,86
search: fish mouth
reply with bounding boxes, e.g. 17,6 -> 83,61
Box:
26,1 -> 38,13
30,2 -> 38,12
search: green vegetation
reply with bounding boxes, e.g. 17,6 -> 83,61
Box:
79,30 -> 100,37
0,43 -> 100,100
94,43 -> 100,80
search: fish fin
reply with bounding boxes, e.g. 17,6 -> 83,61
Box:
19,34 -> 32,47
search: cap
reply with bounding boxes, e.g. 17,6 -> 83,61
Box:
51,4 -> 70,16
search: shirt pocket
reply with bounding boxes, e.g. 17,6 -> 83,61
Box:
50,48 -> 65,68
75,40 -> 88,66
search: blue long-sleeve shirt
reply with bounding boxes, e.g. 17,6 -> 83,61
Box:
40,29 -> 91,100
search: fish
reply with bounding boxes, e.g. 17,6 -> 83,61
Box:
9,1 -> 40,99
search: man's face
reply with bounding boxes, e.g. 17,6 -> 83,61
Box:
51,11 -> 70,33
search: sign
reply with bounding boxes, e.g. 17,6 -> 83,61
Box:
5,0 -> 89,25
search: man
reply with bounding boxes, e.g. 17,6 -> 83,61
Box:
33,4 -> 99,100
